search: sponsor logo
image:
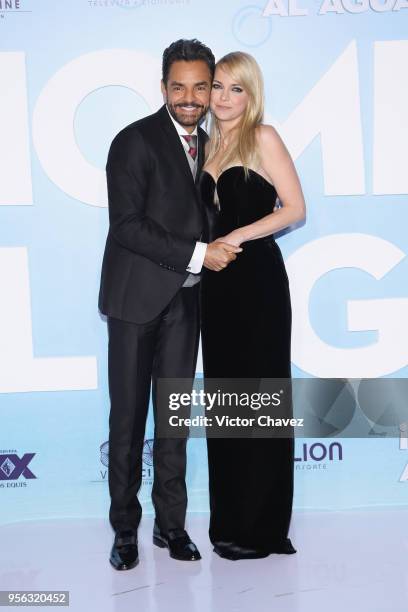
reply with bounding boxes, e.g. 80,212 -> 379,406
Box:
142,439 -> 153,484
100,441 -> 109,468
0,0 -> 31,19
86,0 -> 190,9
295,441 -> 343,470
0,450 -> 36,488
98,439 -> 154,485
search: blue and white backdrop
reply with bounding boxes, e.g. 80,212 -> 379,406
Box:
1,0 -> 407,525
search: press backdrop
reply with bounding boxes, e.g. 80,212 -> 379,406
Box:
1,0 -> 407,524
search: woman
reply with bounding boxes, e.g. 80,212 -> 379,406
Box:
200,52 -> 306,560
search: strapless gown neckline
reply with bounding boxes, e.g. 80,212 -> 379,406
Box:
201,166 -> 275,191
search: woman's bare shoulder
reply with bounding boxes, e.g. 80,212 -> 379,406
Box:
256,124 -> 284,148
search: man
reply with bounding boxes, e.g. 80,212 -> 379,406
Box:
98,39 -> 241,570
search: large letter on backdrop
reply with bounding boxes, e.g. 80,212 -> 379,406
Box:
287,234 -> 408,377
32,50 -> 161,207
278,41 -> 365,196
0,53 -> 33,206
373,40 -> 408,194
0,248 -> 97,393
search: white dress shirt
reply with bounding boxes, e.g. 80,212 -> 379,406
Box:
166,106 -> 207,275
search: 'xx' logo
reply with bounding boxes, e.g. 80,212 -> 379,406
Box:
0,454 -> 36,480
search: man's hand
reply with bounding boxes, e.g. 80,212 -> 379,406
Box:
203,241 -> 243,272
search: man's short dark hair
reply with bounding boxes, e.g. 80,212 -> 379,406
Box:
162,39 -> 215,84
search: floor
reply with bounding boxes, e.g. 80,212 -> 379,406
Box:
0,510 -> 407,612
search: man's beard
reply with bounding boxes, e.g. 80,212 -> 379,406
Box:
167,101 -> 208,128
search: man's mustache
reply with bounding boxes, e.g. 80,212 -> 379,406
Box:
174,103 -> 205,109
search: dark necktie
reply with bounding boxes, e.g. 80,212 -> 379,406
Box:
181,134 -> 198,161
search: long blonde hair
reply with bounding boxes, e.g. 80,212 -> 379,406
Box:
206,52 -> 264,178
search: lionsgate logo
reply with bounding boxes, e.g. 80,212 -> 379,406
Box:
99,439 -> 154,484
295,442 -> 343,471
0,450 -> 36,488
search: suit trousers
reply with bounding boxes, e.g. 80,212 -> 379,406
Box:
107,283 -> 200,534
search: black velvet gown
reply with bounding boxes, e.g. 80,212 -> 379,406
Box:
200,166 -> 295,557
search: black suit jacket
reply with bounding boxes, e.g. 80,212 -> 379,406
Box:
98,105 -> 208,324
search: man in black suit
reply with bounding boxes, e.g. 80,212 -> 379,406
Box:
99,39 -> 241,570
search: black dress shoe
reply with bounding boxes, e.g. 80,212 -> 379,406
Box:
213,538 -> 297,560
213,542 -> 269,561
153,522 -> 201,561
110,529 -> 139,570
274,538 -> 297,554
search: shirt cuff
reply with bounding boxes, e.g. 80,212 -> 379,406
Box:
186,241 -> 207,274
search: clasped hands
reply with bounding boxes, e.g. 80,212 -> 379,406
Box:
203,230 -> 244,272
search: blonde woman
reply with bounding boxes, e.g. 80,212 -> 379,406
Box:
200,52 -> 306,560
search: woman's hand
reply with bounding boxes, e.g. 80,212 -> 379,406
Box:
215,230 -> 246,247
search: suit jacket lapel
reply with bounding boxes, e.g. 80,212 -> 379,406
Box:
195,127 -> 206,185
157,105 -> 198,194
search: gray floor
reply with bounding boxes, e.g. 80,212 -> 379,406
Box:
1,509 -> 407,612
